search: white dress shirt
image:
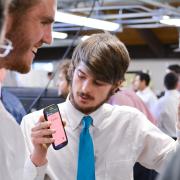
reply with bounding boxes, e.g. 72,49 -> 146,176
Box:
136,87 -> 157,113
0,100 -> 46,180
21,98 -> 179,180
153,90 -> 180,137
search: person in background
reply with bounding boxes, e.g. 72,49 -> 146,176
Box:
157,102 -> 180,180
47,71 -> 54,81
131,73 -> 140,92
167,64 -> 180,74
56,59 -> 71,98
0,0 -> 57,179
153,72 -> 179,138
21,33 -> 180,180
167,64 -> 180,91
134,72 -> 157,113
0,68 -> 26,124
108,88 -> 156,125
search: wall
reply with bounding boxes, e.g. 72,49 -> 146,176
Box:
128,59 -> 180,94
3,59 -> 180,95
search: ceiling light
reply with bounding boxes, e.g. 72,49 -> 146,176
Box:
160,15 -> 180,27
55,12 -> 120,31
52,32 -> 68,39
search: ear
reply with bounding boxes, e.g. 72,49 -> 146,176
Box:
112,80 -> 123,94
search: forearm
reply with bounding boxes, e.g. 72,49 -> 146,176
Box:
31,148 -> 48,167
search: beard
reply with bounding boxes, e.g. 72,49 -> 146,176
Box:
2,49 -> 31,73
3,14 -> 32,73
69,89 -> 113,114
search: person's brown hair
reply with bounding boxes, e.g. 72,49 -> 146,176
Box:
59,59 -> 71,85
69,33 -> 130,84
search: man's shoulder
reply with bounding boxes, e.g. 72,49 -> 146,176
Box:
105,103 -> 142,117
103,103 -> 149,130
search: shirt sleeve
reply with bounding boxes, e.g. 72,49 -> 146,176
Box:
134,111 -> 179,172
24,156 -> 47,180
21,112 -> 47,180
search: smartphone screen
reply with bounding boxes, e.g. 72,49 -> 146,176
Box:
43,104 -> 68,150
48,112 -> 67,146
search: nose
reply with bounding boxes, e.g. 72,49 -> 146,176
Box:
42,25 -> 53,45
81,80 -> 91,93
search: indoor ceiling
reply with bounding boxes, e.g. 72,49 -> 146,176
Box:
36,0 -> 180,61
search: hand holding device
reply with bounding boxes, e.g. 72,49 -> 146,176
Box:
43,104 -> 68,150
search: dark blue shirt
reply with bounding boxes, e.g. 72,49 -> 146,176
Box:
1,88 -> 26,124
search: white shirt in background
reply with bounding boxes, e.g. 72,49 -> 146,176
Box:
0,100 -> 46,180
136,87 -> 157,113
153,90 -> 180,137
21,98 -> 178,180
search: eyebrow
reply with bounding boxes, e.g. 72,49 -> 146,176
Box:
77,69 -> 86,75
42,16 -> 55,24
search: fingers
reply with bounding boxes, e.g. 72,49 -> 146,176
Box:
31,128 -> 55,138
39,115 -> 45,122
32,136 -> 54,145
32,120 -> 51,131
31,115 -> 55,146
31,115 -> 67,148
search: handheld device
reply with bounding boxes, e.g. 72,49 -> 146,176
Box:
43,104 -> 68,150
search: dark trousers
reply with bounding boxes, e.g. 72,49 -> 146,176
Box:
134,163 -> 158,180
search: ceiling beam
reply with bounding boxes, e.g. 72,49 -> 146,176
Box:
35,44 -> 180,61
138,29 -> 165,57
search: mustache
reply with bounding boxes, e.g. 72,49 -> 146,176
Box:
78,92 -> 94,100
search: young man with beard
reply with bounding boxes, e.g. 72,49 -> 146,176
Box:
21,33 -> 179,180
0,0 -> 57,179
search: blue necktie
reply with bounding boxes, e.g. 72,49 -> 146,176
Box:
77,116 -> 95,180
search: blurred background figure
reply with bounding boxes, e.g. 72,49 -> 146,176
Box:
47,71 -> 54,81
153,72 -> 179,138
157,103 -> 180,180
108,88 -> 156,125
167,64 -> 180,74
167,64 -> 180,91
56,59 -> 71,98
134,72 -> 157,113
0,68 -> 26,124
131,73 -> 140,92
157,147 -> 180,180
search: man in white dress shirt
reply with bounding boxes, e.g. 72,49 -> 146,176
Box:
157,103 -> 180,180
167,64 -> 180,91
153,72 -> 180,137
21,33 -> 180,180
134,72 -> 157,113
0,0 -> 57,179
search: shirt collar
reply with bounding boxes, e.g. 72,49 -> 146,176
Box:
165,89 -> 180,97
141,87 -> 150,93
63,96 -> 113,130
